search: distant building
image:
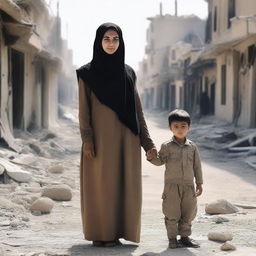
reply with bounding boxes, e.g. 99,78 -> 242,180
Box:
137,11 -> 205,112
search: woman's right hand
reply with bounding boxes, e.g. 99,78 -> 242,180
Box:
83,142 -> 95,159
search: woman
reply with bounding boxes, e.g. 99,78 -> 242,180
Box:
76,23 -> 156,247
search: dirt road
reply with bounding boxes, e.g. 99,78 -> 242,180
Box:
1,110 -> 256,256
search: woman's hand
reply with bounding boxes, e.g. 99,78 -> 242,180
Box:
83,142 -> 95,159
146,148 -> 157,160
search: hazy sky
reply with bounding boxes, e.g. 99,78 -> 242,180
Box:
49,0 -> 208,70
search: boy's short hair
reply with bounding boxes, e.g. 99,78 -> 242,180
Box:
168,109 -> 191,126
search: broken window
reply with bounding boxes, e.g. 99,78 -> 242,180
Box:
213,6 -> 217,32
205,11 -> 212,43
228,0 -> 236,29
205,77 -> 209,95
9,48 -> 24,129
221,65 -> 227,105
172,50 -> 176,61
248,44 -> 256,67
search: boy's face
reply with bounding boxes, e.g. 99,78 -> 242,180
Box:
169,121 -> 190,141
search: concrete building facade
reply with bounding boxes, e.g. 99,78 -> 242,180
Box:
204,0 -> 256,127
0,0 -> 76,151
137,12 -> 205,112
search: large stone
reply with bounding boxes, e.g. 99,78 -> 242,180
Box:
212,216 -> 229,224
221,242 -> 236,251
205,199 -> 239,214
47,164 -> 65,174
208,231 -> 233,242
42,184 -> 72,201
30,197 -> 54,213
12,154 -> 37,165
0,158 -> 31,183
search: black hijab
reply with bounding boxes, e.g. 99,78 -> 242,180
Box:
76,22 -> 139,135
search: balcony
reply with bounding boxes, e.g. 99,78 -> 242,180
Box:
231,15 -> 256,40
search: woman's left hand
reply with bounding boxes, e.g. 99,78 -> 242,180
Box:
146,148 -> 157,160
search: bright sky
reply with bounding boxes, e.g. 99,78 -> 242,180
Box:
49,0 -> 208,70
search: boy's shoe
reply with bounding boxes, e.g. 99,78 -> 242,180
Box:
169,238 -> 182,249
179,237 -> 200,248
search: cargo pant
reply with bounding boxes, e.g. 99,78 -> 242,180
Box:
162,183 -> 197,239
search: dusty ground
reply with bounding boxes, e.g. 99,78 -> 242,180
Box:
0,108 -> 256,256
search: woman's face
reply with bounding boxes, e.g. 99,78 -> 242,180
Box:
102,29 -> 120,54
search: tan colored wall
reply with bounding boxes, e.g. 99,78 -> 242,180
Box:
211,0 -> 256,43
215,52 -> 234,122
0,31 -> 10,127
233,37 -> 256,127
236,0 -> 256,16
43,63 -> 58,128
23,53 -> 35,130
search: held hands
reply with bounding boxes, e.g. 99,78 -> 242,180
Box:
83,142 -> 95,159
146,148 -> 157,161
196,183 -> 203,197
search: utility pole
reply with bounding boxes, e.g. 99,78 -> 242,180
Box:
160,2 -> 163,16
175,0 -> 178,16
57,0 -> 60,17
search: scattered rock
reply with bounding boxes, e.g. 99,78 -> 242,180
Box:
30,197 -> 54,213
25,187 -> 42,193
42,184 -> 72,201
0,158 -> 32,183
10,220 -> 20,228
221,242 -> 236,251
212,216 -> 229,224
0,197 -> 25,212
0,164 -> 5,175
48,164 -> 65,174
205,199 -> 239,214
11,154 -> 37,165
22,217 -> 30,222
40,132 -> 57,141
49,141 -> 65,151
28,143 -> 42,155
208,231 -> 233,242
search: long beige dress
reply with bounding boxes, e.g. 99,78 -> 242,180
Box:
78,78 -> 154,243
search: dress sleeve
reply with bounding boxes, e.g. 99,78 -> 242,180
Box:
135,88 -> 155,152
78,78 -> 94,144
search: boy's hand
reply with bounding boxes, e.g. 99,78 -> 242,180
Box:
196,183 -> 203,197
146,148 -> 157,160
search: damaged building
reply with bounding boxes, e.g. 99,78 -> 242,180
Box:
202,0 -> 256,128
138,0 -> 256,128
0,0 -> 76,151
137,4 -> 205,111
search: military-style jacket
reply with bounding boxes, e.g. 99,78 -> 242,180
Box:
150,137 -> 203,185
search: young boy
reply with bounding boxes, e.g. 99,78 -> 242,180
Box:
147,109 -> 203,249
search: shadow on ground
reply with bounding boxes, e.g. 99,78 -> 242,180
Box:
141,248 -> 200,256
69,243 -> 137,256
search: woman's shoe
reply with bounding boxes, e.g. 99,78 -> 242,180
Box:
92,241 -> 104,247
103,240 -> 117,247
